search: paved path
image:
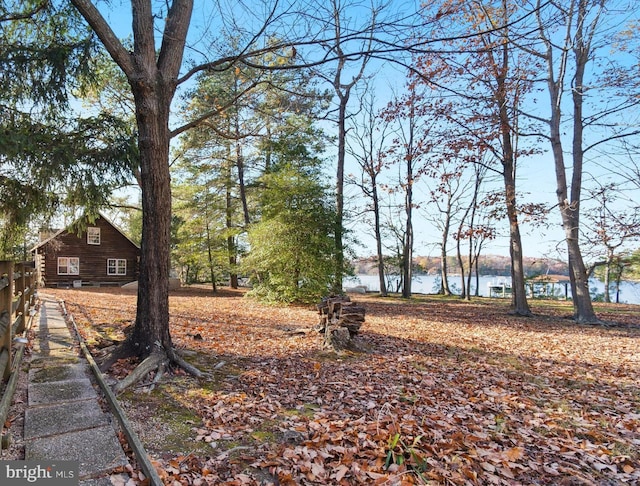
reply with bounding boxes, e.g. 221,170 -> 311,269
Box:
24,295 -> 129,485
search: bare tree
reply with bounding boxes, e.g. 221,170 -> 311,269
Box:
314,0 -> 377,293
455,161 -> 489,300
584,182 -> 640,302
422,160 -> 468,296
382,88 -> 440,298
529,0 -> 640,322
347,86 -> 390,296
411,0 -> 537,314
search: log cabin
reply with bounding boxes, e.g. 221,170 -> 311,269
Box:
32,214 -> 140,288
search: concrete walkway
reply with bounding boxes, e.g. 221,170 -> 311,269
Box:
24,295 -> 129,484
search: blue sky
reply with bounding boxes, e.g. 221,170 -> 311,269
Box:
88,0 -> 639,262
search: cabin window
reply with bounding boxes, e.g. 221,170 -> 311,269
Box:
87,227 -> 101,245
107,258 -> 127,275
58,257 -> 79,275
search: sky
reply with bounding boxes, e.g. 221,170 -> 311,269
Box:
86,0 -> 639,263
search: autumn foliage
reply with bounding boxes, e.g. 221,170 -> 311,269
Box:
50,287 -> 639,485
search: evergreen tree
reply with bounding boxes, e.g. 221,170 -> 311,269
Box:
173,46 -> 329,293
244,162 -> 335,303
0,2 -> 137,245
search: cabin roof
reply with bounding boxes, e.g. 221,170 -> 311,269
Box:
31,212 -> 140,251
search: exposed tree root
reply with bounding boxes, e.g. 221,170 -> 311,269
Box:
98,341 -> 206,394
168,348 -> 205,378
113,351 -> 167,394
578,317 -> 609,327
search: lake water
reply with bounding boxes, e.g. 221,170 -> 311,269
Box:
346,274 -> 640,305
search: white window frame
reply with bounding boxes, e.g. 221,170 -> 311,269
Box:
107,258 -> 127,276
58,257 -> 80,275
87,227 -> 101,245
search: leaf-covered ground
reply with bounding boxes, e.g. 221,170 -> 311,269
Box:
48,287 -> 640,485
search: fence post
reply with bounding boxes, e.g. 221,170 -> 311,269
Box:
0,261 -> 14,381
24,261 -> 36,309
14,262 -> 25,334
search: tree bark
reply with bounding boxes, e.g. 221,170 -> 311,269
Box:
334,92 -> 347,294
439,194 -> 453,295
402,157 -> 413,299
400,99 -> 416,299
70,0 -> 197,362
540,0 -> 598,323
128,62 -> 174,356
372,185 -> 388,297
205,220 -> 218,293
603,248 -> 613,303
494,1 -> 531,316
456,230 -> 467,300
504,175 -> 530,316
567,0 -> 598,322
226,159 -> 238,289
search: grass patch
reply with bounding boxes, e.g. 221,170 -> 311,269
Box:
283,403 -> 319,418
119,387 -> 210,456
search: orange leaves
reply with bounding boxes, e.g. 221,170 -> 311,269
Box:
50,288 -> 640,485
503,446 -> 524,462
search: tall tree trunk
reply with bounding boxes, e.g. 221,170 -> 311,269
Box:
206,220 -> 218,293
235,138 -> 251,227
466,203 -> 479,299
372,184 -> 387,296
603,249 -> 612,303
401,100 -> 415,299
225,153 -> 238,289
466,227 -> 474,300
504,179 -> 530,315
456,232 -> 467,300
439,195 -> 453,295
327,0 -> 372,294
334,94 -> 347,294
540,0 -> 598,323
70,0 -> 203,379
494,7 -> 531,316
474,251 -> 481,297
455,191 -> 472,300
130,82 -> 174,357
402,199 -> 413,298
566,0 -> 597,322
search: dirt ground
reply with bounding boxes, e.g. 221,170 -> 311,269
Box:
8,286 -> 640,485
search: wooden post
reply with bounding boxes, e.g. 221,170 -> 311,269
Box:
0,261 -> 14,381
26,261 -> 36,311
13,262 -> 25,334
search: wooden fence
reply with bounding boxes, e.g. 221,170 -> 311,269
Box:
0,260 -> 37,382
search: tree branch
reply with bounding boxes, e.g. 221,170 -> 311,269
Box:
70,0 -> 135,77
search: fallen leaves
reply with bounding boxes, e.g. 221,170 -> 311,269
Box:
49,287 -> 640,485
